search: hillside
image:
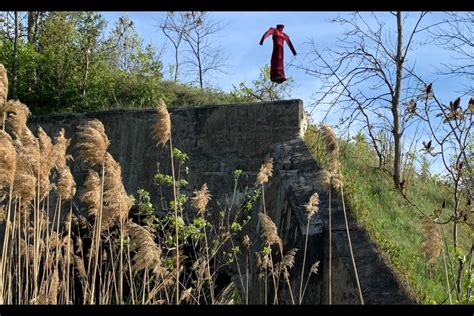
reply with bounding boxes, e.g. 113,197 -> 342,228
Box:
305,125 -> 472,304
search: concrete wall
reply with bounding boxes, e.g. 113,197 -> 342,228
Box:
28,100 -> 305,207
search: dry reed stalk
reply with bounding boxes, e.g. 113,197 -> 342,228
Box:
299,192 -> 319,303
275,248 -> 298,304
191,183 -> 215,302
339,186 -> 364,304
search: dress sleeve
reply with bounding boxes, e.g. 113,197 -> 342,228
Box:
285,34 -> 297,56
259,28 -> 274,45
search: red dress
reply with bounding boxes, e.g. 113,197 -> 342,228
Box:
259,25 -> 297,83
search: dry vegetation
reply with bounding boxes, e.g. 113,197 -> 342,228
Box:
0,64 -> 325,305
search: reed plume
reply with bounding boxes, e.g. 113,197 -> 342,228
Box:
191,183 -> 212,216
52,128 -> 73,170
101,153 -> 132,231
125,221 -> 163,276
152,99 -> 171,147
80,170 -> 101,218
275,248 -> 298,276
319,124 -> 343,190
76,119 -> 110,166
256,158 -> 273,185
13,138 -> 37,204
0,64 -> 7,131
243,235 -> 251,248
320,124 -> 339,159
19,128 -> 41,172
73,255 -> 87,280
305,193 -> 319,219
57,167 -> 76,201
0,63 -> 8,106
421,217 -> 442,265
0,130 -> 16,189
258,213 -> 282,254
36,281 -> 49,305
37,127 -> 57,200
6,100 -> 31,135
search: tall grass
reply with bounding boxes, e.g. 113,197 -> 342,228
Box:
0,64 -> 323,304
0,104 -> 391,306
305,124 -> 472,304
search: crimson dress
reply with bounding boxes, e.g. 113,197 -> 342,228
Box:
259,25 -> 297,83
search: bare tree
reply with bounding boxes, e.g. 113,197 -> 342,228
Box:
430,12 -> 474,95
302,12 -> 428,189
400,77 -> 473,303
157,12 -> 195,82
182,12 -> 227,90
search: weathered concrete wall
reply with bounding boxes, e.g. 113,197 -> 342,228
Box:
25,99 -> 413,304
28,100 -> 305,207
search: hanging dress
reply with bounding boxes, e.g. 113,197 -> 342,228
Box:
259,25 -> 297,83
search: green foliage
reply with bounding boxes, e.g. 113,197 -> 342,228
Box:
231,222 -> 242,232
231,65 -> 294,102
172,148 -> 189,165
233,169 -> 242,180
0,12 -> 249,116
137,188 -> 159,229
154,173 -> 174,187
305,124 -> 472,304
170,193 -> 188,210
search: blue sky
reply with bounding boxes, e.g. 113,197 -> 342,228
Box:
100,12 -> 471,173
99,12 -> 466,112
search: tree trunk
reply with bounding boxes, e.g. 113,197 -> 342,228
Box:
11,11 -> 19,100
174,47 -> 179,82
83,44 -> 91,97
27,11 -> 40,44
392,11 -> 403,189
198,58 -> 203,90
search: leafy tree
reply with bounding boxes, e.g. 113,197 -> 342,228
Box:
231,65 -> 294,102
